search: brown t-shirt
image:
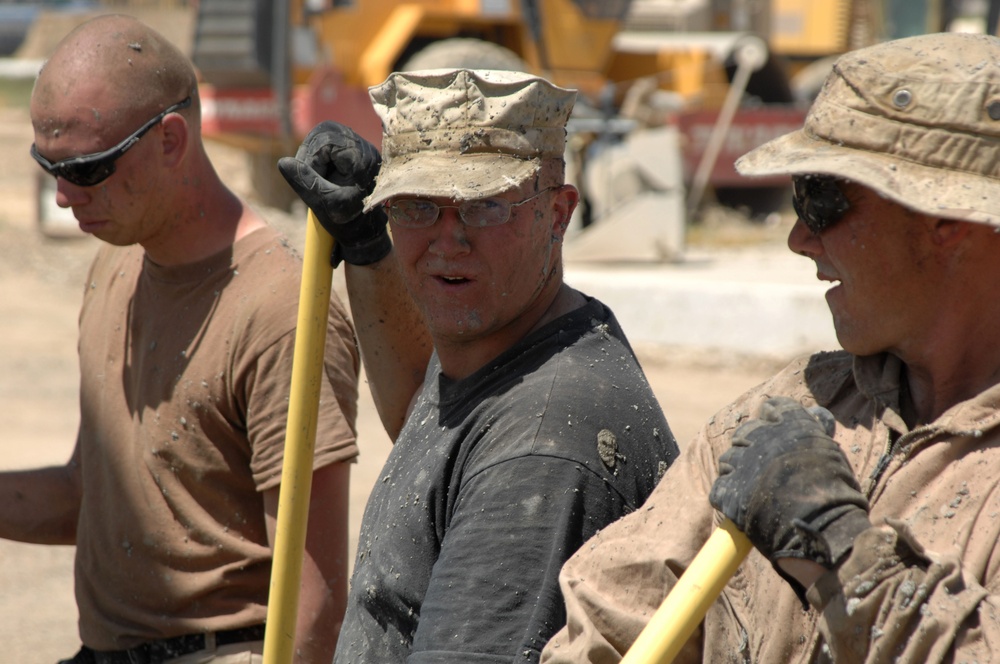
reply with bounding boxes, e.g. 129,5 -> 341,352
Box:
73,227 -> 359,650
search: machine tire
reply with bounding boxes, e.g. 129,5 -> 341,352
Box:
400,38 -> 530,73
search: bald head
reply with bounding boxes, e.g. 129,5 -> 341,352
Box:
33,14 -> 198,128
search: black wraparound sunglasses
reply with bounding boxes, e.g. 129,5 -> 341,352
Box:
30,96 -> 192,187
791,174 -> 851,235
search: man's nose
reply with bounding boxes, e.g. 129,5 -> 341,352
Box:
427,206 -> 471,254
55,177 -> 90,209
787,217 -> 822,257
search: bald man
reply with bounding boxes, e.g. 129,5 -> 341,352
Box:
6,15 -> 360,663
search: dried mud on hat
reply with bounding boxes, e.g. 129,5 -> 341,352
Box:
737,32 -> 1000,226
363,68 -> 576,212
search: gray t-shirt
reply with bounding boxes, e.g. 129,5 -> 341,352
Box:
336,297 -> 678,663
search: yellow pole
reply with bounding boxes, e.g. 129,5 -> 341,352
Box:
263,211 -> 335,664
620,518 -> 753,664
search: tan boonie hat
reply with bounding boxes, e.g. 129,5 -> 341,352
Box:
363,68 -> 576,212
737,32 -> 1000,226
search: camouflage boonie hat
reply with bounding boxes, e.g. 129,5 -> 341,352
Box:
363,68 -> 576,212
737,32 -> 1000,226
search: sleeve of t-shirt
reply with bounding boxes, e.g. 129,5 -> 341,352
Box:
246,324 -> 360,491
408,454 -> 631,663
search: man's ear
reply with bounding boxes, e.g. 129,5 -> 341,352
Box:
551,184 -> 580,239
159,112 -> 188,168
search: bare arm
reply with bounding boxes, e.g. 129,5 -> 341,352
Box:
345,250 -> 432,441
264,460 -> 351,663
0,444 -> 82,545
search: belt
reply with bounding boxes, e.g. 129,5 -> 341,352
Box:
87,624 -> 266,664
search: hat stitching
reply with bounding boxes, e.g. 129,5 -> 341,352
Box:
807,99 -> 1000,182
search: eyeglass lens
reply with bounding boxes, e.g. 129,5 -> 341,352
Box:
386,186 -> 556,228
791,175 -> 851,235
388,197 -> 511,228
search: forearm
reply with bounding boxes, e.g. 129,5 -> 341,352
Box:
345,253 -> 431,440
0,465 -> 81,544
809,522 -> 994,663
293,468 -> 349,663
293,555 -> 345,663
544,448 -> 720,663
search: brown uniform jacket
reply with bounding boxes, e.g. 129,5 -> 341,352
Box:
543,350 -> 1000,663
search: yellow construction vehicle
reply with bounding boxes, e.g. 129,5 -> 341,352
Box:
191,0 -> 992,245
193,0 -> 784,216
29,0 -> 993,240
193,0 -> 712,150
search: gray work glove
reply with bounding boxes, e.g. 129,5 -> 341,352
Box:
709,397 -> 871,571
278,121 -> 391,267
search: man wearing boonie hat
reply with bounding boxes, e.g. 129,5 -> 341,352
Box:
542,31 -> 1000,663
279,68 -> 679,662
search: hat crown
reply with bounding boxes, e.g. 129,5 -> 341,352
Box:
819,32 -> 1000,144
735,32 -> 1000,226
364,68 -> 577,209
371,68 -> 576,156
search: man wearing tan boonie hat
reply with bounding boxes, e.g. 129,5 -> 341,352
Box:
542,32 -> 1000,663
280,68 -> 679,663
736,31 -> 1000,226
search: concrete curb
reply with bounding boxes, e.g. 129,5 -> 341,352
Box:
565,247 -> 839,357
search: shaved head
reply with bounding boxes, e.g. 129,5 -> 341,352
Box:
26,13 -> 253,267
33,14 -> 199,133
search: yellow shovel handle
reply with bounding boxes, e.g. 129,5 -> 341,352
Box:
620,518 -> 753,664
263,211 -> 335,664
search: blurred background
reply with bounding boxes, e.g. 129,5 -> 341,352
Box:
2,0 -> 996,258
0,1 -> 993,659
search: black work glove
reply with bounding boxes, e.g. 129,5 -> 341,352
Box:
709,397 -> 871,571
278,121 -> 391,267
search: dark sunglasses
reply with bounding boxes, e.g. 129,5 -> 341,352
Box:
791,174 -> 851,234
30,96 -> 193,187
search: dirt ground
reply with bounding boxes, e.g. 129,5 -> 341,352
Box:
0,101 -> 795,661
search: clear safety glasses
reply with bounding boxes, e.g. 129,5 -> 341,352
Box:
385,186 -> 559,228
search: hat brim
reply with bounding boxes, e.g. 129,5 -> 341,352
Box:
736,129 -> 1000,227
364,153 -> 541,212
